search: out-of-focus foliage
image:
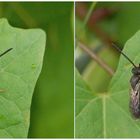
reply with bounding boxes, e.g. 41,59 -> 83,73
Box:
76,2 -> 140,93
96,2 -> 140,45
0,2 -> 74,138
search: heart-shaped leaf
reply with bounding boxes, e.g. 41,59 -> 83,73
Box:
76,30 -> 140,138
0,18 -> 46,138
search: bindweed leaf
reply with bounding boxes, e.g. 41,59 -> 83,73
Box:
0,18 -> 46,138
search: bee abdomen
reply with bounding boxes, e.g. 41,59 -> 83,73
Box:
130,83 -> 140,119
130,96 -> 140,118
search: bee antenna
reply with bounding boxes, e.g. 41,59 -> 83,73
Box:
112,43 -> 137,68
0,48 -> 13,58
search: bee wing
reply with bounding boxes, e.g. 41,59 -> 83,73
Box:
130,81 -> 140,118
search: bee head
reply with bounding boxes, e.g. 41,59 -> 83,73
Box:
132,64 -> 140,75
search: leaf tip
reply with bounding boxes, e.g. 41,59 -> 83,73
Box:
36,29 -> 46,40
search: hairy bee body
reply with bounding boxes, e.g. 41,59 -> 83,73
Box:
130,69 -> 140,119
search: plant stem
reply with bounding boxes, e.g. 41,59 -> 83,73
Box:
83,2 -> 96,26
78,41 -> 115,76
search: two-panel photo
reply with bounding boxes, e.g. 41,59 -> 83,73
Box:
0,1 -> 140,139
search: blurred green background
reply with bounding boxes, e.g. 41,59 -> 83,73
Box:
0,2 -> 74,138
76,2 -> 140,93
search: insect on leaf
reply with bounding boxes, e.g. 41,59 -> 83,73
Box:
76,30 -> 140,138
0,18 -> 46,138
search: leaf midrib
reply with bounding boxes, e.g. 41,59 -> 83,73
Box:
102,95 -> 106,138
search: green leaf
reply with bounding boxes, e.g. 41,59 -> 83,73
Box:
76,30 -> 140,138
76,69 -> 95,116
0,18 -> 46,138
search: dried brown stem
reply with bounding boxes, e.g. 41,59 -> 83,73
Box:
78,41 -> 115,76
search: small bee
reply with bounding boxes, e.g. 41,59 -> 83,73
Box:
112,43 -> 140,119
